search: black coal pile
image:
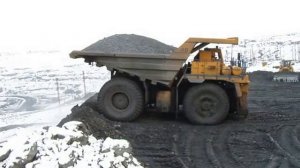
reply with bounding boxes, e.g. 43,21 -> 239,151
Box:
248,71 -> 274,82
58,70 -> 300,167
58,95 -> 124,140
83,34 -> 176,54
248,71 -> 300,83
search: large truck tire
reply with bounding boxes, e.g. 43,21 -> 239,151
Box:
183,83 -> 229,125
98,77 -> 143,121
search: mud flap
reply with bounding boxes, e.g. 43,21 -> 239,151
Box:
236,93 -> 248,119
233,83 -> 249,119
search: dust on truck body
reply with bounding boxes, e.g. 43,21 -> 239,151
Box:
70,37 -> 249,125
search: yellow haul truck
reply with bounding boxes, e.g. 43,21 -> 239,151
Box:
70,37 -> 249,125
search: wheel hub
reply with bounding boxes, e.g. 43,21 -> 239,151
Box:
197,97 -> 217,117
112,93 -> 129,110
201,100 -> 213,110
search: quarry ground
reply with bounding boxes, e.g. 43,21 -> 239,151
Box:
2,34 -> 300,168
59,71 -> 300,168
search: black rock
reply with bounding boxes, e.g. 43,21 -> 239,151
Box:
83,34 -> 176,54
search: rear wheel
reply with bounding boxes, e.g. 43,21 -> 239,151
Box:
183,83 -> 229,125
98,77 -> 143,121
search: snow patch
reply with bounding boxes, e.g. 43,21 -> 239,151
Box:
0,121 -> 143,168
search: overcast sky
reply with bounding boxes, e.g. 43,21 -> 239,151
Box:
0,0 -> 299,51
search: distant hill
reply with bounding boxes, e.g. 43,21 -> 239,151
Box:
83,34 -> 176,54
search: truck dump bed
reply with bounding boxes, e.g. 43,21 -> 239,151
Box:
70,50 -> 187,85
70,37 -> 239,86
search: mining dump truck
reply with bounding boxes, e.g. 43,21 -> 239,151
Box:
273,60 -> 299,82
70,37 -> 249,125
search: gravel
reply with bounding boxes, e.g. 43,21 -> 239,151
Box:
56,72 -> 300,167
83,34 -> 176,54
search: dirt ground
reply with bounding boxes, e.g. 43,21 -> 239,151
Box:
59,71 -> 300,168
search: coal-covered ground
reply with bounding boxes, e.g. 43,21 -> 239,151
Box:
59,71 -> 300,168
60,35 -> 300,167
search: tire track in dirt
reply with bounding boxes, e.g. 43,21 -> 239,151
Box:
185,129 -> 214,168
265,155 -> 282,168
61,71 -> 300,168
172,127 -> 217,168
133,144 -> 179,168
228,127 -> 275,168
207,126 -> 245,168
120,123 -> 186,168
294,125 -> 300,146
172,133 -> 190,168
268,124 -> 300,167
125,114 -> 300,168
206,138 -> 222,168
202,120 -> 298,168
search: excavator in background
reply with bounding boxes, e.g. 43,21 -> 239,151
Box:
273,60 -> 299,82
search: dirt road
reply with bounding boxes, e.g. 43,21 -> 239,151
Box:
60,71 -> 300,168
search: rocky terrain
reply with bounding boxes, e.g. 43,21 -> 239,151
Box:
0,121 -> 142,168
58,71 -> 300,168
59,34 -> 300,167
1,34 -> 300,168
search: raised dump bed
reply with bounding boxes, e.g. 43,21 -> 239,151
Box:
70,51 -> 186,85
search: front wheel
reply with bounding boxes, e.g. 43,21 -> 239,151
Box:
98,77 -> 143,121
183,83 -> 229,125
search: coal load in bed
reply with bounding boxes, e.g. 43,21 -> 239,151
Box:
83,34 -> 176,54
